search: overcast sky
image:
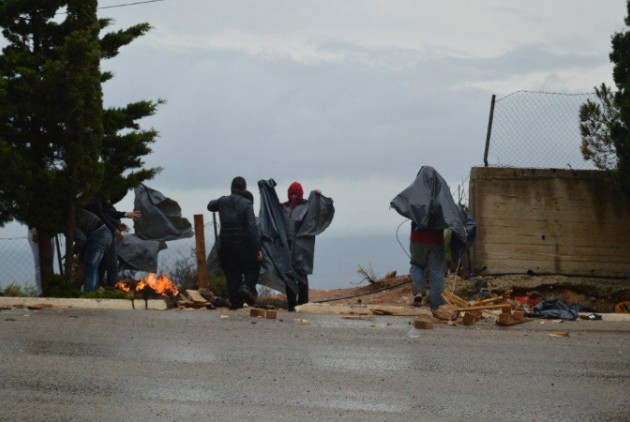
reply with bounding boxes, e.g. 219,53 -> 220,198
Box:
4,0 -> 629,237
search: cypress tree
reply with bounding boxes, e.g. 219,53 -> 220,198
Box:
580,0 -> 630,196
0,1 -> 161,292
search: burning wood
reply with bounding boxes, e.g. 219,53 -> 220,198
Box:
115,273 -> 180,309
115,273 -> 179,297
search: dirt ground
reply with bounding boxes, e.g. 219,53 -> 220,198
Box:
260,273 -> 630,313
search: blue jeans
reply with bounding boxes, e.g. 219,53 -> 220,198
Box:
83,225 -> 113,292
410,242 -> 447,311
103,237 -> 120,287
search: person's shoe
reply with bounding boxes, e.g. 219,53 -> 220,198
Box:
412,294 -> 424,307
239,285 -> 257,306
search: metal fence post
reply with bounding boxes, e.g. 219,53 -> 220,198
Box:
483,94 -> 496,167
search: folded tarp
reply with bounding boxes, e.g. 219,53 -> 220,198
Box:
390,166 -> 476,262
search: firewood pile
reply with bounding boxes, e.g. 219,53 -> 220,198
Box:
437,290 -> 532,326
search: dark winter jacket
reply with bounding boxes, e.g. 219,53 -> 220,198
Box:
207,189 -> 261,249
74,209 -> 106,255
85,200 -> 125,233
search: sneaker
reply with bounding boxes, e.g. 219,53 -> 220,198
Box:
239,285 -> 257,306
412,294 -> 424,307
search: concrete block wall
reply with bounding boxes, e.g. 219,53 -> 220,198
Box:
469,167 -> 630,277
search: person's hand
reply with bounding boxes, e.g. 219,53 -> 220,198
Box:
314,188 -> 322,195
125,211 -> 141,219
256,251 -> 263,263
113,229 -> 124,242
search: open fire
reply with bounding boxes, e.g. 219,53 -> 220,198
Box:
115,273 -> 180,298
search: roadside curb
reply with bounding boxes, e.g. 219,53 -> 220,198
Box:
0,296 -> 167,311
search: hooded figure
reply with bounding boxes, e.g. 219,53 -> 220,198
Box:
257,179 -> 334,311
282,181 -> 334,309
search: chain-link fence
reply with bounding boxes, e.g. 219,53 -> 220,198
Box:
483,90 -> 600,169
0,215 -> 219,293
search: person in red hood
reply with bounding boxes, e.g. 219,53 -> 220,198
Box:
282,181 -> 322,310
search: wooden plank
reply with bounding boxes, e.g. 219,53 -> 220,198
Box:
414,319 -> 434,329
185,289 -> 208,308
462,311 -> 481,326
194,214 -> 209,289
250,308 -> 265,318
295,303 -> 371,315
371,307 -> 429,316
442,291 -> 469,308
454,304 -> 512,313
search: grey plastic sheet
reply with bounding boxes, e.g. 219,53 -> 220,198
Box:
133,184 -> 193,242
118,234 -> 166,273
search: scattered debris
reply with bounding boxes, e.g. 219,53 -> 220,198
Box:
186,289 -> 210,309
548,332 -> 570,338
26,304 -> 53,310
615,301 -> 630,313
414,319 -> 433,330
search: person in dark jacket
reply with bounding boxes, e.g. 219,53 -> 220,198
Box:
75,209 -> 113,293
207,176 -> 263,309
85,199 -> 141,287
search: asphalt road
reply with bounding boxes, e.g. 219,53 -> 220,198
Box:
0,306 -> 629,421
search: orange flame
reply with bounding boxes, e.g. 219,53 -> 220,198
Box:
115,273 -> 179,297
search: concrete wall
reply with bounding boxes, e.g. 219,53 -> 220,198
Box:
469,167 -> 630,277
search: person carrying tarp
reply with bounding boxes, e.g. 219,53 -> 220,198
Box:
281,182 -> 333,308
257,179 -> 334,311
390,166 -> 476,313
74,209 -> 112,293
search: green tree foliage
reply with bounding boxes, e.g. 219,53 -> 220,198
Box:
98,19 -> 162,203
579,84 -> 619,170
0,0 -> 104,289
580,1 -> 630,195
0,1 -> 161,292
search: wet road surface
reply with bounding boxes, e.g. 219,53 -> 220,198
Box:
0,307 -> 629,421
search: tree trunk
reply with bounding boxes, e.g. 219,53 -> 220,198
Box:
37,227 -> 55,295
64,200 -> 77,283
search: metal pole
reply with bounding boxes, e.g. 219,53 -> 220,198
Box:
483,94 -> 496,167
212,212 -> 218,245
54,234 -> 63,278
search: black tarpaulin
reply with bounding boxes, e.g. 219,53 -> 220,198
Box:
390,166 -> 476,261
133,184 -> 193,242
290,190 -> 335,275
257,179 -> 298,295
255,179 -> 335,293
117,234 -> 166,273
